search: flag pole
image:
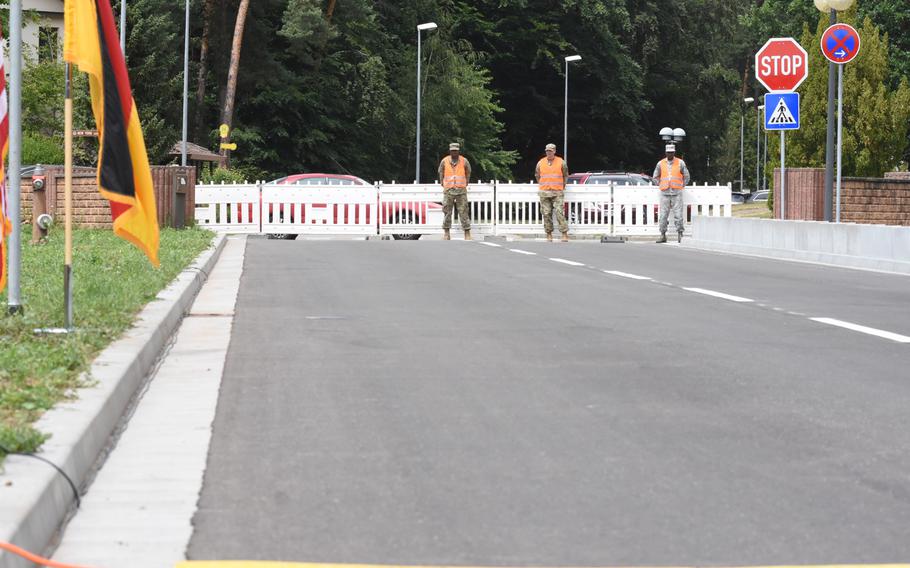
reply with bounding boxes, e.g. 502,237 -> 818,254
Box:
64,63 -> 74,330
7,0 -> 24,315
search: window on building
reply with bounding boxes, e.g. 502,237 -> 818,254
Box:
38,26 -> 59,62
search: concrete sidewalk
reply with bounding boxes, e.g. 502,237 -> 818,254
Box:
0,234 -> 236,568
47,235 -> 246,568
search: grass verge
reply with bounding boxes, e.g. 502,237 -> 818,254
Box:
733,202 -> 773,219
0,226 -> 214,459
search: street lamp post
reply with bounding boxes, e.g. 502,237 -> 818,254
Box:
815,0 -> 855,221
120,0 -> 127,52
564,55 -> 581,164
741,97 -> 754,193
415,22 -> 437,183
181,0 -> 190,166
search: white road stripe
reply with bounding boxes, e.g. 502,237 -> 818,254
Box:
549,258 -> 585,266
683,287 -> 754,303
810,318 -> 910,344
603,270 -> 652,281
478,242 -> 501,247
509,249 -> 537,255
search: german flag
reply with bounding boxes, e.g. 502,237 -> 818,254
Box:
64,0 -> 159,266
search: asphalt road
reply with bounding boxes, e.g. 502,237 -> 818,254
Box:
188,238 -> 910,565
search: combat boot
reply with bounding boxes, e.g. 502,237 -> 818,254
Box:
546,232 -> 553,242
656,232 -> 667,243
464,229 -> 472,241
561,232 -> 569,242
443,229 -> 451,240
677,230 -> 683,243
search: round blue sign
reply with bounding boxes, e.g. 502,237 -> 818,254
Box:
821,24 -> 861,64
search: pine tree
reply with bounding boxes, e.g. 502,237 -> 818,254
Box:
780,11 -> 910,177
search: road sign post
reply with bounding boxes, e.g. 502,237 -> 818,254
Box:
821,23 -> 860,223
755,38 -> 806,221
764,93 -> 800,220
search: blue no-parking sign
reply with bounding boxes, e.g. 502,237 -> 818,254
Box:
764,92 -> 800,131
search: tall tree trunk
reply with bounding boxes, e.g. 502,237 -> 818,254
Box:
194,0 -> 215,142
219,0 -> 250,166
313,0 -> 337,72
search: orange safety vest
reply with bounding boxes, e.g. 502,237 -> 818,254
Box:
443,156 -> 468,189
658,158 -> 685,191
537,156 -> 565,191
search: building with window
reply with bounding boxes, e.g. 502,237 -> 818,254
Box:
3,0 -> 65,63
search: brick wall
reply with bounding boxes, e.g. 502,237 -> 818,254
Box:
18,166 -> 195,229
773,167 -> 910,225
840,178 -> 910,226
772,167 -> 824,220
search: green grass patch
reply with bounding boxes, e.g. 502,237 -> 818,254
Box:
0,226 -> 214,459
733,203 -> 773,219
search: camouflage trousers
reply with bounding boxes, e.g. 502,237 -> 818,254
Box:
539,190 -> 568,234
659,189 -> 685,233
443,188 -> 471,230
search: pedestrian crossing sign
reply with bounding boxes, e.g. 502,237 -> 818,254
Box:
764,92 -> 800,130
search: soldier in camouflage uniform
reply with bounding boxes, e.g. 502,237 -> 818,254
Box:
535,143 -> 569,242
438,142 -> 472,240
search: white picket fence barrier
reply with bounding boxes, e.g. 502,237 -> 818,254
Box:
194,183 -> 261,233
261,182 -> 377,236
195,181 -> 732,237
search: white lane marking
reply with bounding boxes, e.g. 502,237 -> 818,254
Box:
810,318 -> 910,344
509,249 -> 537,255
549,258 -> 585,267
603,270 -> 652,281
683,287 -> 754,303
478,242 -> 501,247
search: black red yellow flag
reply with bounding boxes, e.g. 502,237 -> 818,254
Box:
64,0 -> 159,266
0,26 -> 11,293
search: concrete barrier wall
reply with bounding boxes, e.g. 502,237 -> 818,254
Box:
688,216 -> 910,274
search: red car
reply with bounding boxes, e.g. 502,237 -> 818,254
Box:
265,173 -> 441,240
566,171 -> 655,224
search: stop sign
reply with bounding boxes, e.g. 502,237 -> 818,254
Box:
755,38 -> 809,92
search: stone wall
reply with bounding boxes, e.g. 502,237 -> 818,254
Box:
773,167 -> 910,225
840,178 -> 910,226
772,167 -> 824,220
18,166 -> 195,228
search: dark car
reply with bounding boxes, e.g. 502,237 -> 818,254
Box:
749,190 -> 770,203
731,192 -> 747,204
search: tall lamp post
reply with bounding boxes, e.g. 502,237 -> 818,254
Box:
415,22 -> 438,183
815,0 -> 855,221
741,97 -> 754,192
181,0 -> 190,166
563,55 -> 581,164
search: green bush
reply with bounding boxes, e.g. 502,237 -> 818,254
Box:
200,167 -> 255,184
22,133 -> 64,166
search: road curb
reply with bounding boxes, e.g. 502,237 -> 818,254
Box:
0,233 -> 228,568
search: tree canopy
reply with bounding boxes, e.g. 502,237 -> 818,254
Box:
17,0 -> 910,182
